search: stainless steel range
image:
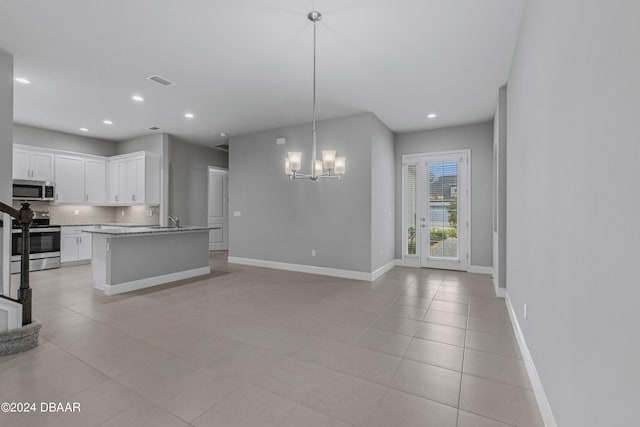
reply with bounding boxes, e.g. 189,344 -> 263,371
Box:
11,211 -> 61,273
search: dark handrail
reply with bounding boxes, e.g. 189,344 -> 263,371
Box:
0,201 -> 33,325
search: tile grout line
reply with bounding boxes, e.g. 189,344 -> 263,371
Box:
454,296 -> 471,427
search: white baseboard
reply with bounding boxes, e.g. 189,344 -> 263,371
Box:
103,267 -> 211,296
371,260 -> 397,281
468,265 -> 494,275
228,256 -> 389,281
505,292 -> 558,427
397,257 -> 420,268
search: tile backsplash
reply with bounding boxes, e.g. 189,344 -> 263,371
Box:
114,205 -> 160,225
11,201 -> 160,225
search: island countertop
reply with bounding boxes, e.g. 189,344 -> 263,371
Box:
89,225 -> 216,295
81,225 -> 220,236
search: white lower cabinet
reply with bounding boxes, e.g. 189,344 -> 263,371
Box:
61,227 -> 92,263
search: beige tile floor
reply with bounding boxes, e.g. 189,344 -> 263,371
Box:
1,252 -> 544,427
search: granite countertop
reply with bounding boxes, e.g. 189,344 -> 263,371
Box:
56,223 -> 155,227
81,225 -> 221,236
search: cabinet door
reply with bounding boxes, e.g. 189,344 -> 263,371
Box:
108,161 -> 120,203
55,155 -> 85,203
135,156 -> 145,204
85,158 -> 106,204
30,152 -> 55,181
12,149 -> 30,179
123,157 -> 138,203
78,233 -> 92,260
60,235 -> 79,263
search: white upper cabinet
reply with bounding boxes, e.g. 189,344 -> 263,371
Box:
54,154 -> 85,203
84,158 -> 106,204
54,155 -> 107,204
12,149 -> 30,179
13,147 -> 54,181
108,152 -> 160,205
108,161 -> 120,203
13,144 -> 161,207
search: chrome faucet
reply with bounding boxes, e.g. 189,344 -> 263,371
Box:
168,215 -> 179,228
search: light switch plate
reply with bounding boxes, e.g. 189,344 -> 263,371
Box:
233,211 -> 241,217
276,137 -> 286,145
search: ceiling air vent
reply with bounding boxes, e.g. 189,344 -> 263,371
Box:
147,75 -> 175,87
148,126 -> 161,131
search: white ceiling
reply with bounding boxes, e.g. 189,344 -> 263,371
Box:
0,0 -> 525,146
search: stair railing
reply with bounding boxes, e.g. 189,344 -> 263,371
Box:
0,201 -> 34,325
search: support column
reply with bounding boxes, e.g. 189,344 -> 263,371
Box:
0,50 -> 14,296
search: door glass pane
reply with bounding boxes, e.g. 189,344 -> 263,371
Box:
406,164 -> 417,255
428,161 -> 458,259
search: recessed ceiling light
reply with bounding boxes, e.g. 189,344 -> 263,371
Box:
79,128 -> 89,132
184,112 -> 194,119
131,95 -> 144,102
427,113 -> 437,119
103,120 -> 113,125
220,132 -> 229,137
15,77 -> 31,84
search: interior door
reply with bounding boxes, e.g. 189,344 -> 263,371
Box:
208,167 -> 228,250
420,152 -> 469,271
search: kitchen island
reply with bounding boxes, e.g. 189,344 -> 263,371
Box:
83,225 -> 218,295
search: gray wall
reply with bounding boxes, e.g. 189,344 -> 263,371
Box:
116,133 -> 163,155
0,50 -> 13,294
370,115 -> 395,270
228,113 -> 373,272
394,121 -> 494,267
506,0 -> 640,425
168,135 -> 228,227
13,123 -> 116,156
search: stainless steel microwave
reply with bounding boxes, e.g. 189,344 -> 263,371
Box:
12,180 -> 55,201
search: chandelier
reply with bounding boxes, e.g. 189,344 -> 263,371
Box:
286,11 -> 346,181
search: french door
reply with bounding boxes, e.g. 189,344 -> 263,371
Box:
404,151 -> 469,271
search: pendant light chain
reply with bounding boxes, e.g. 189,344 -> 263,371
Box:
311,16 -> 318,168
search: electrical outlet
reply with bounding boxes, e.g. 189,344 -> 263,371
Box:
74,210 -> 79,216
233,211 -> 241,217
523,303 -> 528,320
121,210 -> 125,217
311,250 -> 316,256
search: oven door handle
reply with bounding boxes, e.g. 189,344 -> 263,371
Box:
11,227 -> 61,234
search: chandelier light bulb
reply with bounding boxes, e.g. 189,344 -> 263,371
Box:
288,152 -> 302,172
285,158 -> 292,175
322,150 -> 336,170
334,157 -> 346,175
